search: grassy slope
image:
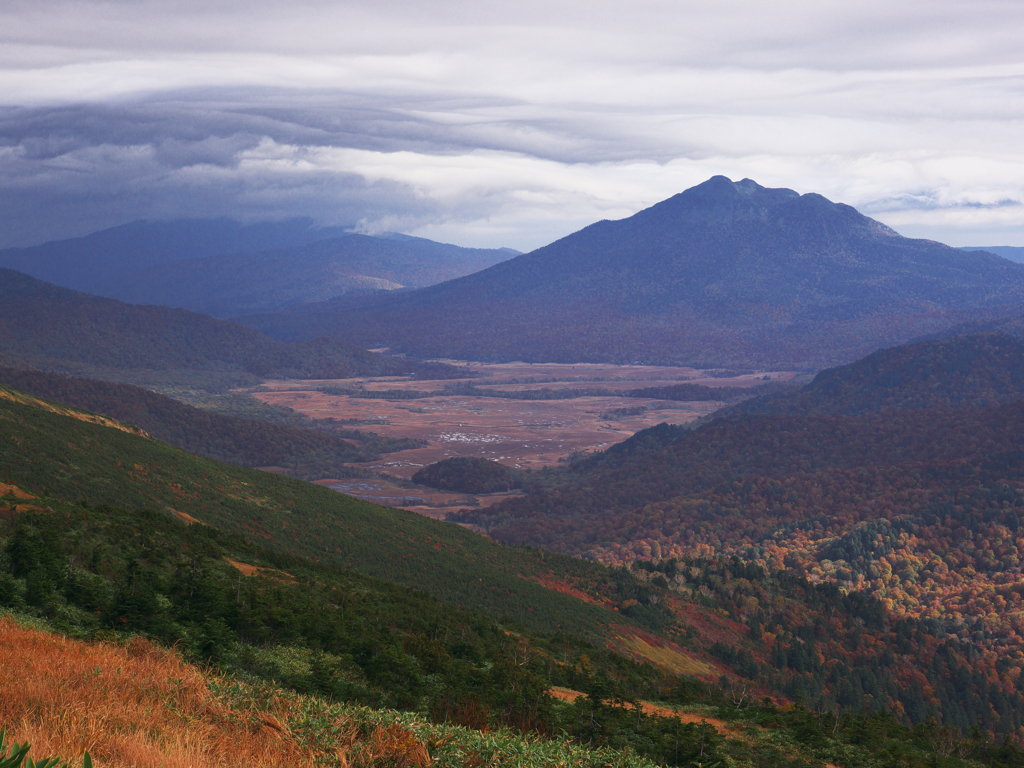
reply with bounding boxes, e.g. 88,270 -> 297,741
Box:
0,384 -> 643,641
5,385 -> 1023,762
0,615 -> 656,768
0,366 -> 424,480
5,608 -> 1017,768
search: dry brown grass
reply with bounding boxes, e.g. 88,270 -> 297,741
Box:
610,628 -> 721,680
350,723 -> 431,768
224,559 -> 297,584
172,510 -> 203,525
0,483 -> 48,516
547,688 -> 734,733
0,617 -> 322,767
0,483 -> 34,500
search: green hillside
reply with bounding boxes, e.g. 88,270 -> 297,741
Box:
0,366 -> 420,480
7,381 -> 1024,762
0,499 -> 677,742
0,383 -> 663,640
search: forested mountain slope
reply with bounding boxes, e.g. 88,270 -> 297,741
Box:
962,246 -> 1024,264
459,401 -> 1024,557
12,500 -> 1022,768
448,333 -> 1024,734
917,312 -> 1024,343
0,383 -> 663,639
729,332 -> 1024,416
240,176 -> 1024,368
7,382 -> 1024,741
0,269 -> 458,390
0,366 -> 421,479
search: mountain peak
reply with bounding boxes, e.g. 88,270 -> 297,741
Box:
650,176 -> 801,222
240,176 -> 1024,368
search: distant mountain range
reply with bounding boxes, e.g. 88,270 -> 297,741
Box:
0,219 -> 517,317
0,268 -> 460,390
961,245 -> 1024,263
0,218 -> 352,294
240,177 -> 1024,369
99,232 -> 518,317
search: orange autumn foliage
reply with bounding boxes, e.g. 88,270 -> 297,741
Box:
0,617 -> 321,768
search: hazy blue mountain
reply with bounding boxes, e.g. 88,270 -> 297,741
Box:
99,232 -> 519,317
239,176 -> 1024,369
0,218 -> 353,294
961,245 -> 1024,263
0,268 -> 460,390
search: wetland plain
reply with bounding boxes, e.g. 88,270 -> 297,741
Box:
252,361 -> 799,517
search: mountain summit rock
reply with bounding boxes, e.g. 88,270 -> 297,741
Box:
241,177 -> 1024,368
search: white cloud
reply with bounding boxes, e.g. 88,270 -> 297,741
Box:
1,0 -> 1024,248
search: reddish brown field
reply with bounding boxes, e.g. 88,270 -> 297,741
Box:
254,361 -> 798,516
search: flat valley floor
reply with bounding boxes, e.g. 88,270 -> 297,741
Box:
253,361 -> 799,519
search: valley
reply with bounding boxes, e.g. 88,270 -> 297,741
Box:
6,180 -> 1024,765
250,361 -> 800,515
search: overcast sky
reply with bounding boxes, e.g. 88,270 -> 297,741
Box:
2,0 -> 1023,251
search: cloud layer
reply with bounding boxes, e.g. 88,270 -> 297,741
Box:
2,0 -> 1024,250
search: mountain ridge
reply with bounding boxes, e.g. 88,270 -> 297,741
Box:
239,176 -> 1024,368
98,231 -> 518,317
961,245 -> 1024,264
0,268 -> 460,390
0,218 -> 518,318
0,217 -> 353,294
0,365 -> 424,479
727,331 -> 1024,417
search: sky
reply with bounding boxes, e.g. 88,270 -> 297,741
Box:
2,0 -> 1023,251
